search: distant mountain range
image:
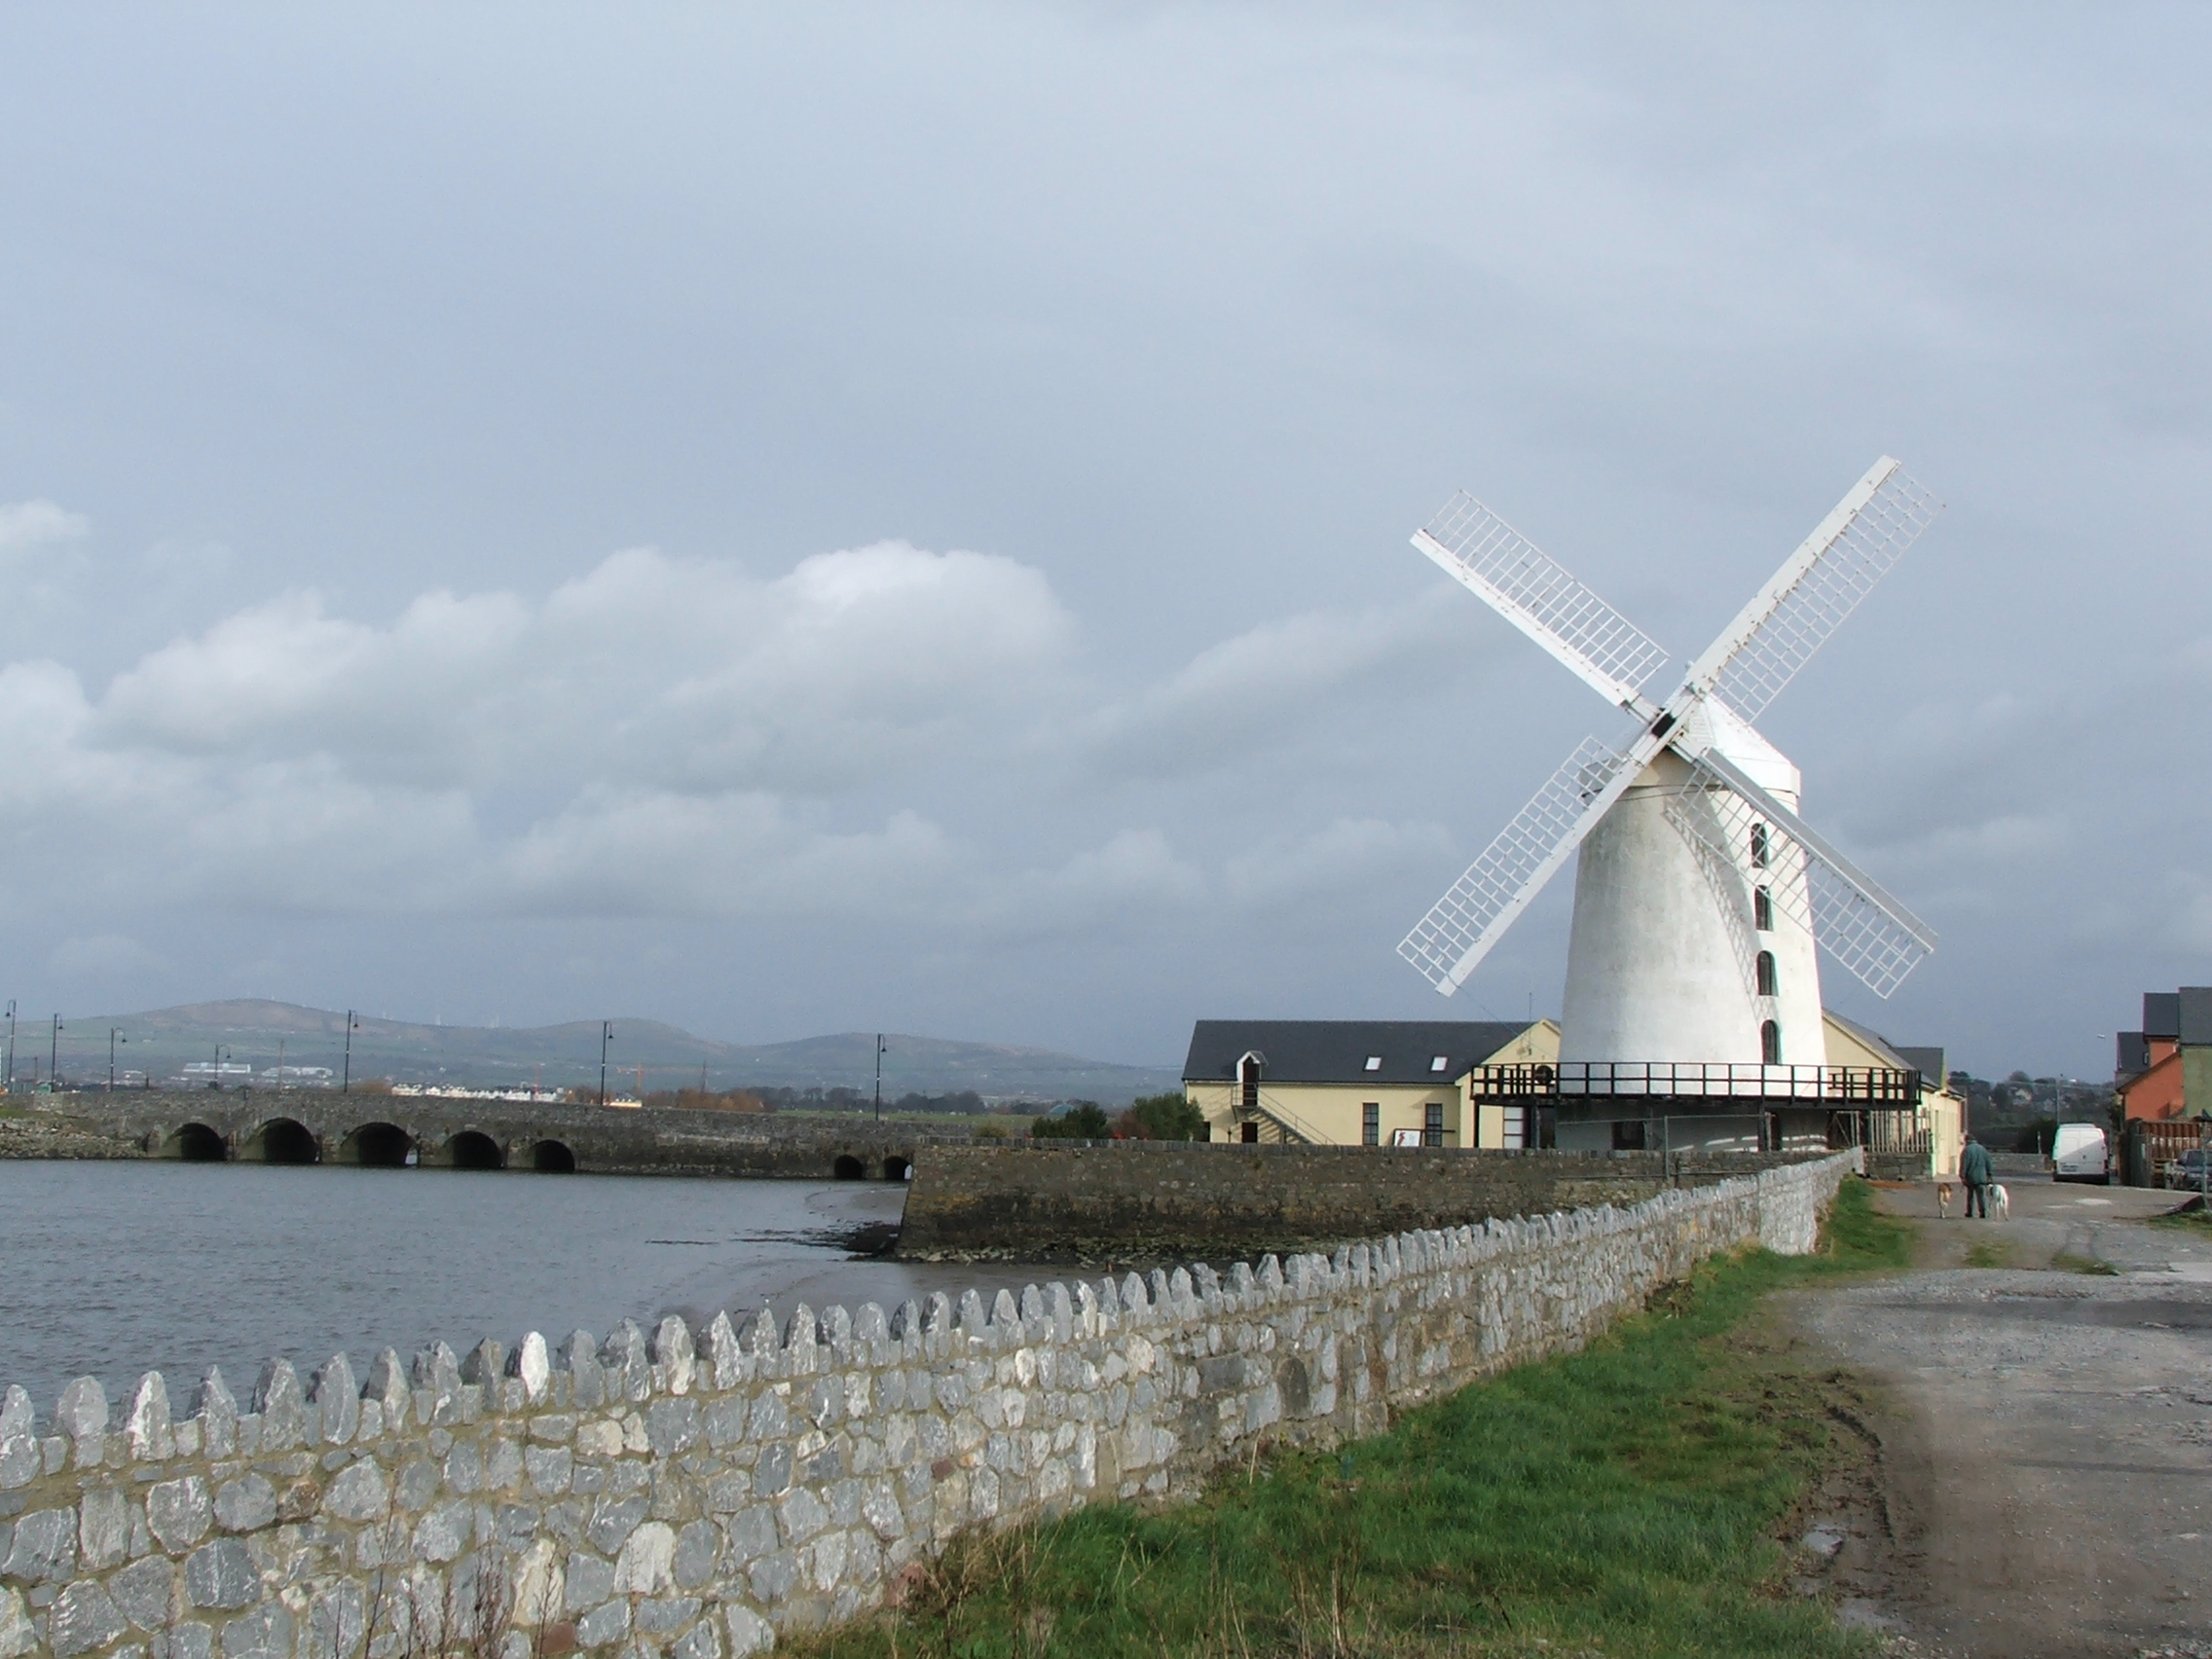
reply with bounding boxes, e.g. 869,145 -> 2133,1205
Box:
15,1000 -> 1180,1106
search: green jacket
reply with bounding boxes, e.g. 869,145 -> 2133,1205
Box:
1960,1141 -> 1994,1185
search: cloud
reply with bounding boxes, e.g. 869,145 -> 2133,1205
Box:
0,538 -> 1371,940
92,540 -> 1073,794
49,935 -> 166,977
1083,598 -> 1473,780
0,499 -> 89,568
1225,817 -> 1456,908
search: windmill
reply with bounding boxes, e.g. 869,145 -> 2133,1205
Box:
1395,458 -> 1940,1145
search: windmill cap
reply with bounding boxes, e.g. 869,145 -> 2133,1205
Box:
1692,698 -> 1801,802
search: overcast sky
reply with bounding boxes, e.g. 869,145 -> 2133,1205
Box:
0,5 -> 2204,1078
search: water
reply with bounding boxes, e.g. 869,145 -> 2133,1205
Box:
0,1162 -> 1017,1412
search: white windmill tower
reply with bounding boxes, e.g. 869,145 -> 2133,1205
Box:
1396,458 -> 1941,1151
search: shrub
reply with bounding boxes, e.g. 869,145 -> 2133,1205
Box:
1032,1102 -> 1111,1139
1114,1091 -> 1209,1141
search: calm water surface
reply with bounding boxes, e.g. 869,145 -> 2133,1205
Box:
0,1162 -> 1014,1410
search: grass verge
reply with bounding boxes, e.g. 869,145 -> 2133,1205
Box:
2048,1252 -> 2120,1276
795,1180 -> 1909,1659
2150,1203 -> 2212,1234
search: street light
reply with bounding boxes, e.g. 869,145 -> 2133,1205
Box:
108,1029 -> 126,1092
342,1010 -> 362,1093
600,1022 -> 614,1107
49,1015 -> 61,1093
4,1001 -> 14,1093
874,1034 -> 888,1124
212,1045 -> 229,1091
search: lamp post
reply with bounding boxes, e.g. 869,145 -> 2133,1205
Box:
342,1011 -> 360,1093
49,1015 -> 61,1093
4,1001 -> 14,1093
108,1029 -> 126,1092
874,1034 -> 888,1124
213,1045 -> 229,1091
600,1022 -> 613,1107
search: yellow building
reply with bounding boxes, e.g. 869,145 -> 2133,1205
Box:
1182,1019 -> 1560,1148
1822,1011 -> 1965,1178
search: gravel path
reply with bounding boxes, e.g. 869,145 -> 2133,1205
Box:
1788,1179 -> 2212,1658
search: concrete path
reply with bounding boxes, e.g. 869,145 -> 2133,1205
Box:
1789,1179 -> 2212,1657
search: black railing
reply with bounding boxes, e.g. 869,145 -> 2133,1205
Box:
1473,1062 -> 1922,1105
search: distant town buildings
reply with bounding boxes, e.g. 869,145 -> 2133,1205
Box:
2115,989 -> 2211,1121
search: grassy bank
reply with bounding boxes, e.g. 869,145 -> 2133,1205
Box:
795,1180 -> 1907,1659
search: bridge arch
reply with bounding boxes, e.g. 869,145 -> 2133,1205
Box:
881,1154 -> 911,1182
337,1123 -> 415,1167
530,1139 -> 576,1173
165,1123 -> 228,1161
436,1130 -> 505,1171
832,1154 -> 866,1180
241,1118 -> 320,1164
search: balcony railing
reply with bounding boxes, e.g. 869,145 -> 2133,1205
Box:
1472,1061 -> 1922,1105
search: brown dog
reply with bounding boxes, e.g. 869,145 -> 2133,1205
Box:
1937,1181 -> 1955,1219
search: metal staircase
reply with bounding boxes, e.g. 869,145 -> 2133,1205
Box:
1234,1088 -> 1326,1146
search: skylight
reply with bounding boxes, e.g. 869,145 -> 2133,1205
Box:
1430,1055 -> 1449,1072
1364,1055 -> 1382,1071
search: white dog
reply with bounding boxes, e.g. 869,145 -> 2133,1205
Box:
1991,1183 -> 2010,1221
1937,1181 -> 1955,1219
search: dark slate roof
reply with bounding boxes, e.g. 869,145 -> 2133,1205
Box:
1181,1020 -> 1531,1087
2145,991 -> 2182,1040
1896,1046 -> 1944,1085
2180,988 -> 2212,1048
2117,1032 -> 2151,1078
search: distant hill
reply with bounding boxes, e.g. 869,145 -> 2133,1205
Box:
25,1000 -> 1179,1105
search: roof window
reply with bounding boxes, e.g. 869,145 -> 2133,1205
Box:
1364,1055 -> 1382,1072
1429,1055 -> 1449,1072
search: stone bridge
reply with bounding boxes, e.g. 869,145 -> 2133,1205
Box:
29,1091 -> 977,1179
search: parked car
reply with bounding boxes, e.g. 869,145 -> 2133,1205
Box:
2051,1122 -> 2109,1184
2162,1147 -> 2212,1191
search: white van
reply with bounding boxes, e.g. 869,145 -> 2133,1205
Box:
2051,1122 -> 2109,1184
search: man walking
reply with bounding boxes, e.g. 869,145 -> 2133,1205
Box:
1959,1132 -> 1994,1220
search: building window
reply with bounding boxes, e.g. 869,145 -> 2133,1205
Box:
1755,950 -> 1778,997
1761,1019 -> 1783,1064
1611,1119 -> 1647,1151
1750,823 -> 1770,868
1754,886 -> 1773,931
1362,1102 -> 1380,1146
1429,1054 -> 1449,1072
1423,1102 -> 1444,1147
1364,1055 -> 1382,1072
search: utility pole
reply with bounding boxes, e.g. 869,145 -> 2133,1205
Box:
108,1029 -> 126,1091
342,1011 -> 360,1092
874,1034 -> 887,1124
275,1037 -> 286,1092
48,1015 -> 60,1092
600,1022 -> 613,1107
4,1001 -> 15,1092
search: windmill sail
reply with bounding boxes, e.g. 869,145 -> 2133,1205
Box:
1413,493 -> 1671,714
1684,459 -> 1941,723
1399,736 -> 1641,993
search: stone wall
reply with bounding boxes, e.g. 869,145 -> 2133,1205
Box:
897,1141 -> 1834,1260
0,1154 -> 1857,1659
